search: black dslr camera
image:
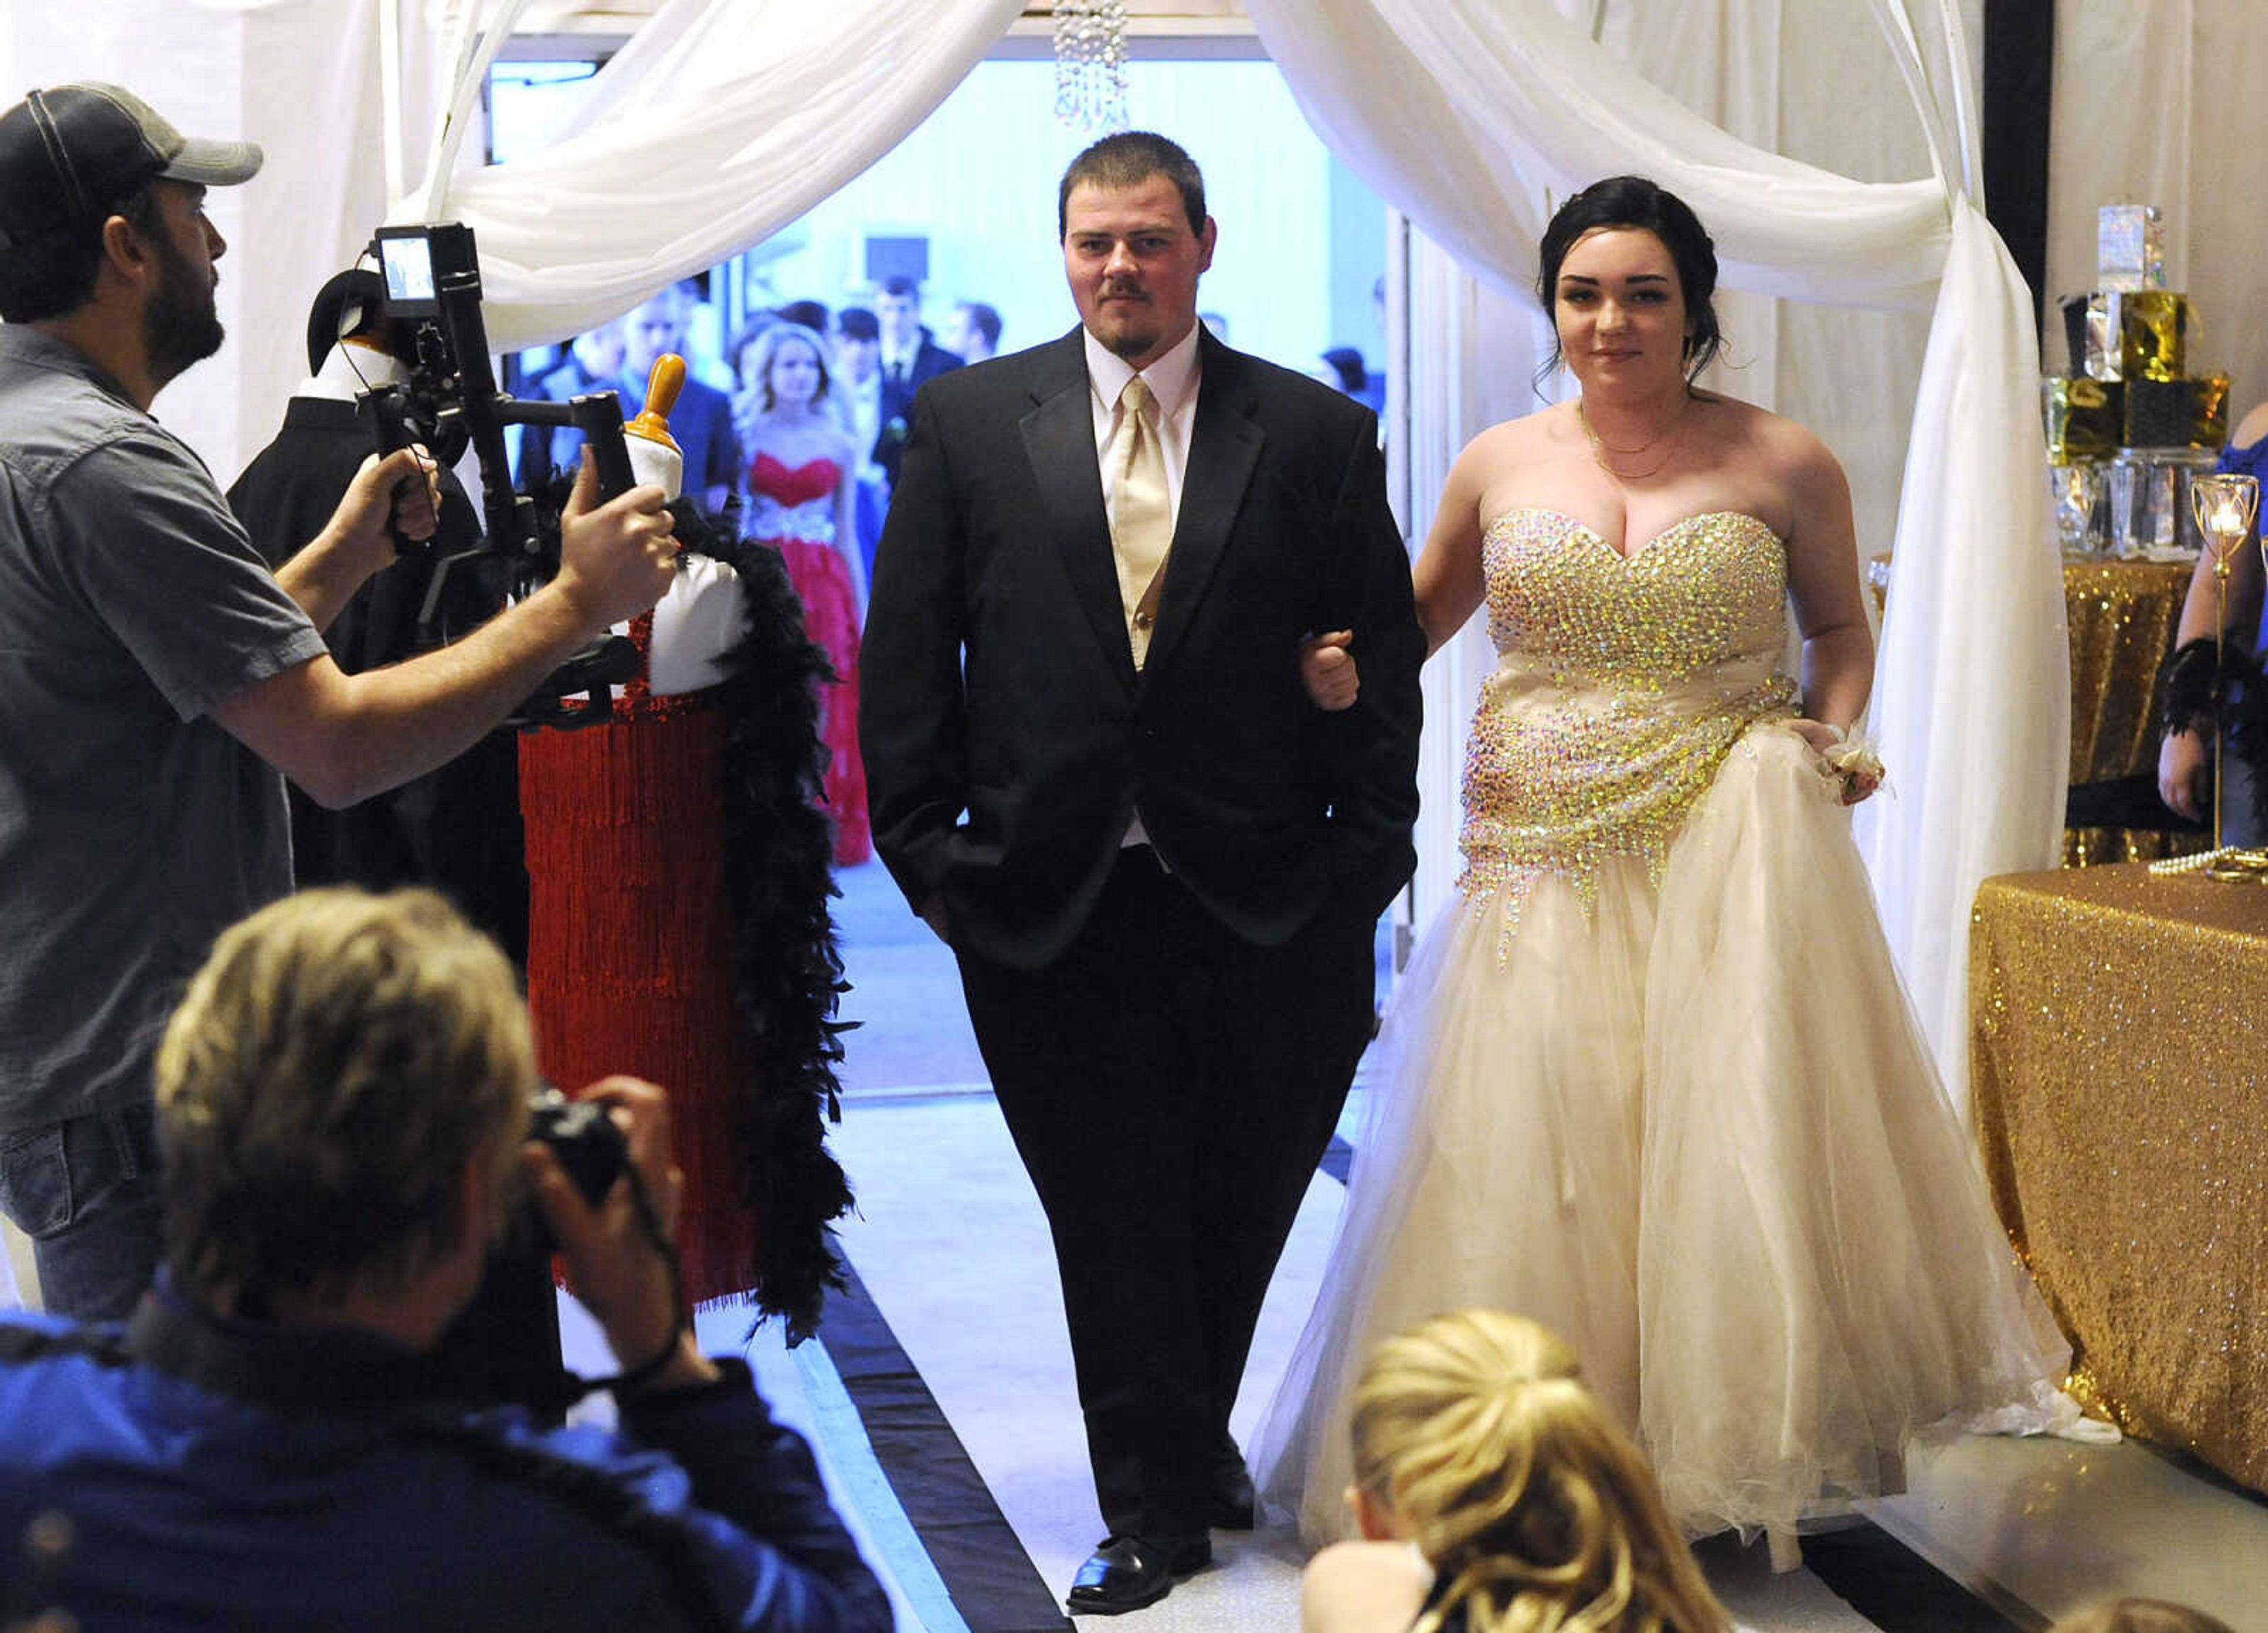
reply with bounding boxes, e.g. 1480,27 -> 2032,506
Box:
437,1087 -> 630,1419
524,1086 -> 628,1220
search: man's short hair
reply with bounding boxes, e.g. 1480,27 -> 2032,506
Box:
0,83 -> 262,323
956,301 -> 1002,351
878,275 -> 921,302
776,298 -> 829,334
0,180 -> 164,323
836,306 -> 879,343
155,888 -> 533,1310
1057,131 -> 1206,238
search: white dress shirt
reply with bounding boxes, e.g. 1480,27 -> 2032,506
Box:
1084,320 -> 1204,850
1084,320 -> 1203,532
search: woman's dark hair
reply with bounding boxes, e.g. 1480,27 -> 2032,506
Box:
1536,175 -> 1723,383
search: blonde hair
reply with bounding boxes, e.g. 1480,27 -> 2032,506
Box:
744,321 -> 833,414
2048,1602 -> 2237,1633
155,888 -> 534,1308
1348,1311 -> 1729,1633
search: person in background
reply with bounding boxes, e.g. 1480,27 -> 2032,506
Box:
830,305 -> 889,588
619,279 -> 742,512
0,886 -> 891,1632
942,299 -> 1002,364
516,320 -> 625,484
2157,397 -> 2268,840
775,298 -> 830,337
1301,1309 -> 1729,1633
1322,345 -> 1384,415
740,322 -> 870,867
871,273 -> 962,489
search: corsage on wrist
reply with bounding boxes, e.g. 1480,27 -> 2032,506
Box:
1816,722 -> 1886,803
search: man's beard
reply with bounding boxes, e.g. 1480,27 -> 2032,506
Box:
143,236 -> 224,387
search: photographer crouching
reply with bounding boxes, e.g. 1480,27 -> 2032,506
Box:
0,82 -> 679,1320
0,887 -> 890,1632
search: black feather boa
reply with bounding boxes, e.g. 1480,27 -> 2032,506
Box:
2159,627 -> 2268,834
670,497 -> 856,1342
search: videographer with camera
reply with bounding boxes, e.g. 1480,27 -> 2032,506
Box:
0,83 -> 679,1322
0,886 -> 891,1631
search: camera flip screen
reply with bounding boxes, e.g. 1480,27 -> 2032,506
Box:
375,230 -> 440,315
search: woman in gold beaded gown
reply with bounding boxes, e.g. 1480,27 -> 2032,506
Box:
1253,177 -> 2068,1567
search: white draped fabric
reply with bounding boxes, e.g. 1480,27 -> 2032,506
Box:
1247,0 -> 2067,1103
400,0 -> 1027,352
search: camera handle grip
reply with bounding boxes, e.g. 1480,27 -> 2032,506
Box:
354,383 -> 431,559
568,390 -> 638,501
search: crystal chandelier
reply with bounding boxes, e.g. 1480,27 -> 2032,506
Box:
1052,1 -> 1130,135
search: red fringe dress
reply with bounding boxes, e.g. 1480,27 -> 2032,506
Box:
748,452 -> 870,866
518,618 -> 759,1307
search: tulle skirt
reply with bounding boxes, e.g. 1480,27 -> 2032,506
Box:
1252,722 -> 2066,1542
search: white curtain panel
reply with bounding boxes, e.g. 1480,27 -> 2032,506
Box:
402,0 -> 1027,351
1247,0 -> 2066,1105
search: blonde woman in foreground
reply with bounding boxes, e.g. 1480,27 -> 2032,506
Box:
1304,1310 -> 1728,1633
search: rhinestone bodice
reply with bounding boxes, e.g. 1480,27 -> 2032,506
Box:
1458,508 -> 1800,925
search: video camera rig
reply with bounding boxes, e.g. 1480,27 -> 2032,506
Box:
360,221 -> 641,725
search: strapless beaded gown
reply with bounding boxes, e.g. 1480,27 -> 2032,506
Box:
1253,509 -> 2066,1542
750,452 -> 870,865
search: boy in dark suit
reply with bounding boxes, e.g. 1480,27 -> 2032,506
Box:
859,132 -> 1422,1615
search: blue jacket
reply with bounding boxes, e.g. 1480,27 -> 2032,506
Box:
0,1287 -> 890,1632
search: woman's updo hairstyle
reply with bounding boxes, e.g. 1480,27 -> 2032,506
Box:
1536,175 -> 1724,384
1347,1309 -> 1728,1633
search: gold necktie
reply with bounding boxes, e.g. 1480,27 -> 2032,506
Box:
1108,376 -> 1171,668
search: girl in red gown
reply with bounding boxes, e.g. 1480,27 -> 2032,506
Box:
737,323 -> 871,865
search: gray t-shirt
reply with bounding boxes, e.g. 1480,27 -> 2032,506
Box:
0,327 -> 327,1133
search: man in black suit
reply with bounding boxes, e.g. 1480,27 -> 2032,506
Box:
617,280 -> 741,511
869,273 -> 961,490
859,132 -> 1421,1615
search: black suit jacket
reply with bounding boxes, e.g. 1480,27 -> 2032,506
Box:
859,326 -> 1422,970
872,336 -> 963,487
226,397 -> 528,960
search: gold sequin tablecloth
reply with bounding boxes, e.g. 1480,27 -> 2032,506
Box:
1869,553 -> 2198,863
1970,863 -> 2268,1489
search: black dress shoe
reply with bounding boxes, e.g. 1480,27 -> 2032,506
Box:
1065,1534 -> 1211,1616
1207,1461 -> 1257,1530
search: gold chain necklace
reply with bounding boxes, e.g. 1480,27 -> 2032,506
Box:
1576,397 -> 1685,482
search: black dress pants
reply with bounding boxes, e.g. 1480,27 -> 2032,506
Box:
956,846 -> 1375,1543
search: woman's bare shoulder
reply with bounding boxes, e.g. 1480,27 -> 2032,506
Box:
1451,409 -> 1560,481
1302,1541 -> 1434,1633
1699,393 -> 1844,487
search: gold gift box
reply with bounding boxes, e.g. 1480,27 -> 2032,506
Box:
2122,373 -> 2229,450
2044,376 -> 2122,462
2084,289 -> 2189,383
